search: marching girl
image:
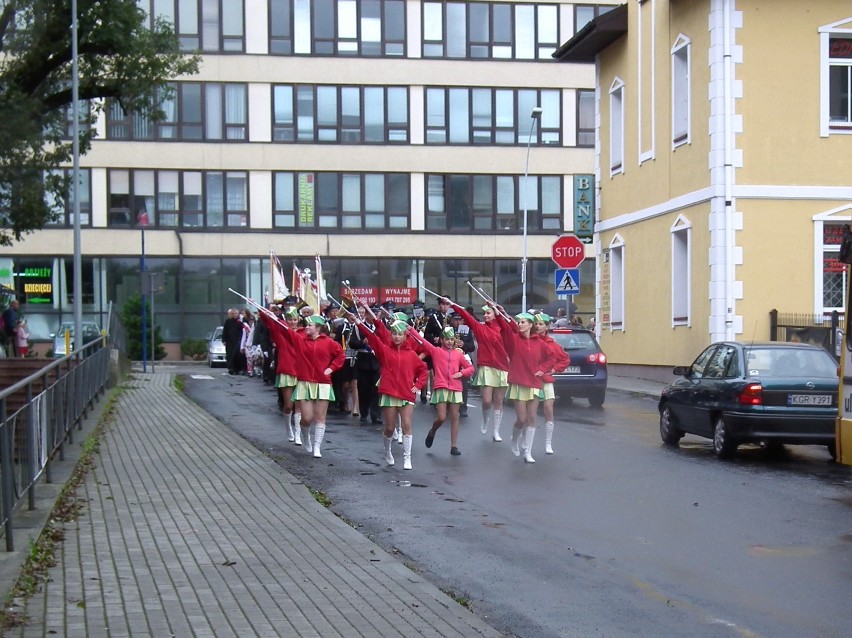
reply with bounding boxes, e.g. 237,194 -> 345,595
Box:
261,306 -> 305,445
407,325 -> 474,456
348,311 -> 428,469
273,311 -> 345,458
491,305 -> 550,463
442,298 -> 510,442
533,313 -> 571,454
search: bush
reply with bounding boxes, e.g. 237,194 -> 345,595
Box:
120,293 -> 166,361
181,338 -> 207,361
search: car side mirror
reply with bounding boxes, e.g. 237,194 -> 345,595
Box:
672,365 -> 691,377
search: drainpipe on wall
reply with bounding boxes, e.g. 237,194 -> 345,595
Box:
722,0 -> 736,341
175,230 -> 183,346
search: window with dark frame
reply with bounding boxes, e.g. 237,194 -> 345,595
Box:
272,84 -> 409,143
422,1 -> 560,61
577,89 -> 595,147
425,173 -> 562,232
425,87 -> 561,145
269,0 -> 405,57
105,83 -> 247,142
273,172 -> 410,230
45,169 -> 92,227
107,168 -> 248,229
829,37 -> 852,128
574,4 -> 616,35
142,0 -> 245,53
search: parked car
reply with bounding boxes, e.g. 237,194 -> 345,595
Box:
51,321 -> 103,357
549,327 -> 608,408
207,326 -> 226,368
658,341 -> 839,459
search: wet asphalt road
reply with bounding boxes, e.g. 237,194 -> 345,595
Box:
180,365 -> 852,638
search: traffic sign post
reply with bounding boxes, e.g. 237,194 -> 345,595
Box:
554,269 -> 581,296
552,234 -> 586,269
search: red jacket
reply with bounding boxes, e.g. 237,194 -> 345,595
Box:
496,315 -> 549,389
365,328 -> 429,401
409,331 -> 474,392
540,335 -> 571,383
451,304 -> 509,371
280,328 -> 345,384
261,313 -> 300,377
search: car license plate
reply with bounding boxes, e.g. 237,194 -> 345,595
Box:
565,366 -> 581,374
787,394 -> 832,406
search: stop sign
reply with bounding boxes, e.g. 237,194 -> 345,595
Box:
552,234 -> 586,269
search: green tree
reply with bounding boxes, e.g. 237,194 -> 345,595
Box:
0,0 -> 199,245
121,292 -> 166,361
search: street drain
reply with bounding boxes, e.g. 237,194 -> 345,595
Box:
391,480 -> 427,487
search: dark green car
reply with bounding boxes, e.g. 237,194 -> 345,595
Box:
658,341 -> 838,459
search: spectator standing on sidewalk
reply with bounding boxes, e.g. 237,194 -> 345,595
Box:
222,308 -> 243,375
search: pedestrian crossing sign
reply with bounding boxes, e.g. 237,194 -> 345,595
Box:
554,268 -> 580,296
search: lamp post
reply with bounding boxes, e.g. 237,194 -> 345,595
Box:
521,106 -> 542,313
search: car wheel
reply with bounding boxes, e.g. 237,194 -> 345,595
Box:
208,357 -> 214,368
659,404 -> 683,445
713,415 -> 737,459
827,441 -> 837,461
588,390 -> 605,408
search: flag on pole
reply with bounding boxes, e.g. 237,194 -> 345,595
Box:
314,254 -> 327,302
292,263 -> 303,300
270,250 -> 289,302
301,268 -> 319,310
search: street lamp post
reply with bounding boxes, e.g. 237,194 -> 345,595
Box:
521,106 -> 542,313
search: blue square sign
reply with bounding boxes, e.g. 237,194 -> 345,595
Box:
554,269 -> 580,296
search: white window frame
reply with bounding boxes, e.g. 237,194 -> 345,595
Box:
671,215 -> 691,326
819,18 -> 852,137
609,78 -> 624,176
671,34 -> 691,148
609,234 -> 625,330
813,205 -> 852,314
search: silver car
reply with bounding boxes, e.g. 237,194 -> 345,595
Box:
52,321 -> 102,357
207,327 -> 226,367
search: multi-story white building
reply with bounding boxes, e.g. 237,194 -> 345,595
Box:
0,1 -> 616,356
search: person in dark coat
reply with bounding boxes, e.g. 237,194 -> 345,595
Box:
222,308 -> 244,375
349,307 -> 383,424
253,308 -> 274,383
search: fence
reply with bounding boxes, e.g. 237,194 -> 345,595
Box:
769,310 -> 842,359
0,338 -> 111,551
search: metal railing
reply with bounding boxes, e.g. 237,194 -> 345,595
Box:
0,338 -> 110,551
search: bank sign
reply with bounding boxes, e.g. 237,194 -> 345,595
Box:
573,175 -> 594,240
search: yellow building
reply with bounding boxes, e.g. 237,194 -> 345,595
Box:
556,1 -> 852,373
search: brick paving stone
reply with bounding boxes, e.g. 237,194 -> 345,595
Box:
4,372 -> 503,638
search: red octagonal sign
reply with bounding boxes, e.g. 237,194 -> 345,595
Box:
551,234 -> 586,269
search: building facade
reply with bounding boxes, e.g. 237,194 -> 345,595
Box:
556,0 -> 852,369
0,0 -> 622,355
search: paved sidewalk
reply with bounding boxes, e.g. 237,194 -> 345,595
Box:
5,372 -> 502,638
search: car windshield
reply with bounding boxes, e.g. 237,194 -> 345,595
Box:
212,327 -> 223,341
551,332 -> 597,350
57,324 -> 99,337
744,346 -> 838,378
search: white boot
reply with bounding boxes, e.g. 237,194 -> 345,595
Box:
383,435 -> 395,466
294,412 -> 303,445
544,421 -> 555,454
395,417 -> 403,443
492,410 -> 503,442
284,412 -> 295,442
511,427 -> 522,456
402,435 -> 413,470
523,427 -> 536,463
301,425 -> 312,453
481,407 -> 492,435
313,424 -> 325,458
